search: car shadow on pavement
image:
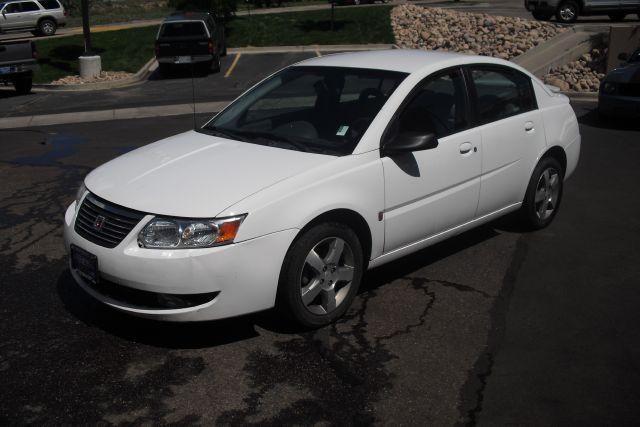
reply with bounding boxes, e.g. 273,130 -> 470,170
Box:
0,87 -> 36,99
56,216 -> 521,348
576,106 -> 640,132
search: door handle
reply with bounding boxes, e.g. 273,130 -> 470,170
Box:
525,121 -> 535,132
459,142 -> 472,154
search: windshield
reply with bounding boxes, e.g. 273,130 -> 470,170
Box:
201,66 -> 408,156
160,21 -> 207,37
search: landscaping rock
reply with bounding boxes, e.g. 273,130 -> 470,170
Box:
51,71 -> 134,86
391,5 -> 566,59
543,47 -> 607,92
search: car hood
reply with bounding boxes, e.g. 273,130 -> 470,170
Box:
604,62 -> 640,84
85,130 -> 335,217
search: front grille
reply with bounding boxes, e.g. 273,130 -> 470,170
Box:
618,83 -> 640,98
75,193 -> 146,248
89,278 -> 219,309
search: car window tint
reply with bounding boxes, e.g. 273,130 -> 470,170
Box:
395,69 -> 468,138
20,1 -> 39,11
4,2 -> 21,12
471,67 -> 535,124
160,22 -> 206,37
38,0 -> 60,9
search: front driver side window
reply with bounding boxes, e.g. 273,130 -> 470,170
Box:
393,69 -> 468,139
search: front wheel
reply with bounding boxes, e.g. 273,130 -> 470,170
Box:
520,157 -> 564,230
277,222 -> 364,328
556,1 -> 579,23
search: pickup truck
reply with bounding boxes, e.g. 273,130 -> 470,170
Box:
155,11 -> 226,76
0,40 -> 37,94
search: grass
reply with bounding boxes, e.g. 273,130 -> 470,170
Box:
33,6 -> 394,83
33,26 -> 158,83
226,6 -> 394,47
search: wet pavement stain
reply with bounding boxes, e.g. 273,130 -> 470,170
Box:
12,133 -> 88,166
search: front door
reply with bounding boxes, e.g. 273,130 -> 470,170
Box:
382,68 -> 482,253
1,3 -> 24,30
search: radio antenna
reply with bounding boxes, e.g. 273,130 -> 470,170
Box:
190,63 -> 197,130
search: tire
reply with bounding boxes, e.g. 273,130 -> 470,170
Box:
158,63 -> 172,77
13,77 -> 32,95
38,19 -> 57,36
556,1 -> 579,23
277,222 -> 364,328
211,54 -> 221,73
607,12 -> 626,21
532,11 -> 553,20
520,156 -> 564,230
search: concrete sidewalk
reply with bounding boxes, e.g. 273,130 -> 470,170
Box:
0,101 -> 228,129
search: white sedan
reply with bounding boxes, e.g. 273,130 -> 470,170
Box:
63,50 -> 580,327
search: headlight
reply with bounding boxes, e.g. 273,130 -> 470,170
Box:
75,182 -> 86,206
138,215 -> 246,249
601,81 -> 616,94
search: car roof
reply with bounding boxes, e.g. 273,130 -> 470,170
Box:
164,12 -> 210,22
296,49 -> 512,74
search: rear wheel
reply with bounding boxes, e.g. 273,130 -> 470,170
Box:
277,222 -> 364,328
607,12 -> 626,21
38,19 -> 57,36
556,1 -> 579,23
520,157 -> 564,230
13,76 -> 32,95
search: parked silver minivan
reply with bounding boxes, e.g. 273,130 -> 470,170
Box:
0,0 -> 67,36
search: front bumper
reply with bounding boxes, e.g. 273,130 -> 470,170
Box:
63,202 -> 298,321
598,93 -> 640,118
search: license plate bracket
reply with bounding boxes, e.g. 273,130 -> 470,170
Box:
70,244 -> 99,284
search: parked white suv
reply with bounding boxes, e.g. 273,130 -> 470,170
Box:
0,0 -> 66,36
63,50 -> 580,327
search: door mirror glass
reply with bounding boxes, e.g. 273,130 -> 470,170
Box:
383,131 -> 438,156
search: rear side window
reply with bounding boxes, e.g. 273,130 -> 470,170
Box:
392,68 -> 469,139
470,66 -> 536,125
160,21 -> 207,37
38,0 -> 61,9
20,1 -> 40,11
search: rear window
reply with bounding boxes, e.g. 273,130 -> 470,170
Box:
38,0 -> 61,9
160,21 -> 207,37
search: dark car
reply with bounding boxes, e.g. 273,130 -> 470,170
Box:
598,48 -> 640,119
0,40 -> 37,94
155,12 -> 226,76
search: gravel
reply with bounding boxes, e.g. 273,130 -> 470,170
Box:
51,71 -> 134,86
543,48 -> 607,92
391,5 -> 566,60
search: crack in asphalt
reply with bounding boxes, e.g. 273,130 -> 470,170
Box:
458,235 -> 529,426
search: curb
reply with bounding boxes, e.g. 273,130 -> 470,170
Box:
564,91 -> 598,103
32,57 -> 158,93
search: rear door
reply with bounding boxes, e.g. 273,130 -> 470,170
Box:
466,65 -> 547,217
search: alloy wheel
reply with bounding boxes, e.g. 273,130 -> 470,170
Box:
299,237 -> 355,315
42,21 -> 55,35
535,167 -> 560,221
559,5 -> 576,21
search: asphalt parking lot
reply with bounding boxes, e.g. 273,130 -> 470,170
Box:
1,102 -> 639,424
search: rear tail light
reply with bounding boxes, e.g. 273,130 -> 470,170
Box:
31,42 -> 37,59
208,41 -> 214,55
64,9 -> 69,16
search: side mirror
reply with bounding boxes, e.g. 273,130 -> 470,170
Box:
618,52 -> 628,61
382,131 -> 438,156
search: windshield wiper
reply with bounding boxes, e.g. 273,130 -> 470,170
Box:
204,126 -> 248,142
233,130 -> 315,153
